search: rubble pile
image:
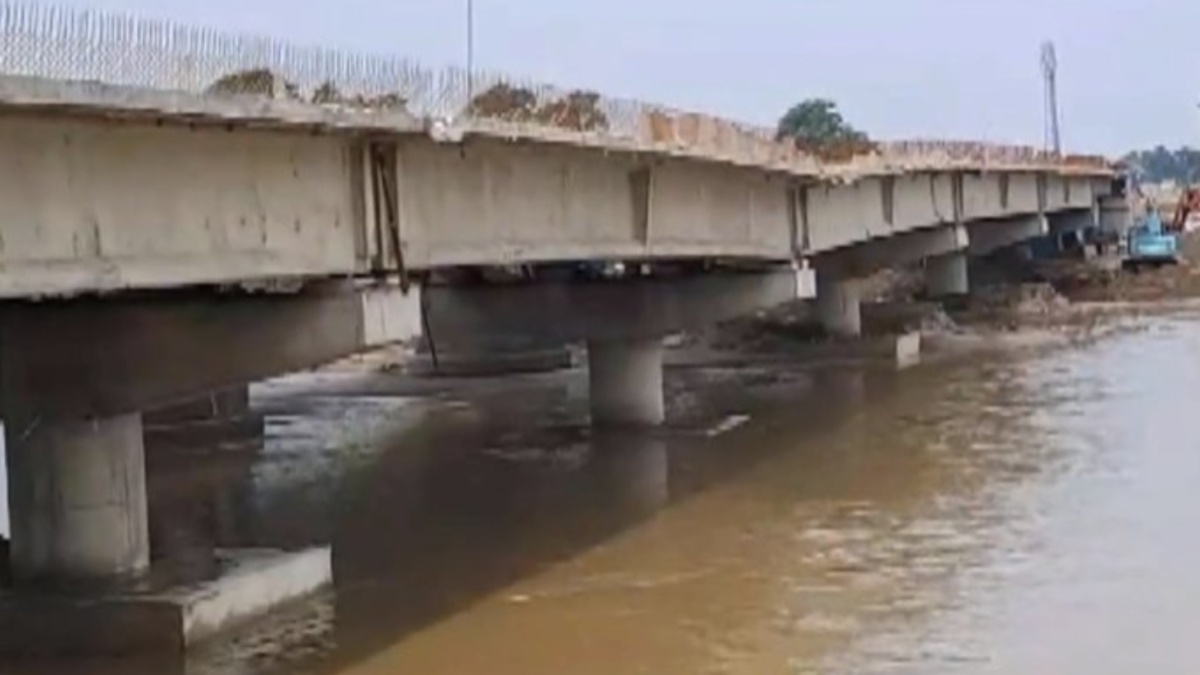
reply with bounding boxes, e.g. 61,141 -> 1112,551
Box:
532,91 -> 610,132
464,83 -> 540,122
466,84 -> 610,132
205,69 -> 408,111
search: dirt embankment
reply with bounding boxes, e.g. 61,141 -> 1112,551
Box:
1036,232 -> 1200,304
697,232 -> 1200,362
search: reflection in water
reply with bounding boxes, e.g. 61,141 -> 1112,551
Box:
9,316 -> 1200,673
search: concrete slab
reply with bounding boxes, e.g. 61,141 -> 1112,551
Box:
0,547 -> 330,655
895,332 -> 923,369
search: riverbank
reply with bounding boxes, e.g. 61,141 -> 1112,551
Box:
697,231 -> 1200,365
306,232 -> 1200,382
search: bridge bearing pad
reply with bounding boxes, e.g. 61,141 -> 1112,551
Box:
0,547 -> 330,655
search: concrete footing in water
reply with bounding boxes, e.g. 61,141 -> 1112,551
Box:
815,273 -> 863,338
0,547 -> 330,655
895,332 -> 923,368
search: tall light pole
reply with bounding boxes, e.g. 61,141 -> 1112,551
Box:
1041,41 -> 1062,156
466,0 -> 475,101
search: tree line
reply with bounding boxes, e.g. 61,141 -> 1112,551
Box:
1122,147 -> 1200,185
777,100 -> 1200,189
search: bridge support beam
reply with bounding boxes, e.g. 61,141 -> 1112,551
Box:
815,272 -> 862,338
5,414 -> 149,586
1049,207 -> 1099,235
423,267 -> 812,427
0,282 -> 422,422
926,252 -> 970,297
968,215 -> 1049,256
587,338 -> 665,427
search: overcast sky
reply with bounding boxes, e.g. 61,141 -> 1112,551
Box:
58,0 -> 1200,155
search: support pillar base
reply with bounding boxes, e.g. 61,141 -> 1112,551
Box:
925,252 -> 970,298
6,413 -> 150,586
815,273 -> 862,338
587,338 -> 665,427
0,547 -> 330,655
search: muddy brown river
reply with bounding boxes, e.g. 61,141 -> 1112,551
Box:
6,312 -> 1200,674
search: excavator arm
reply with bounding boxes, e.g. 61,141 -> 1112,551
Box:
1171,187 -> 1200,232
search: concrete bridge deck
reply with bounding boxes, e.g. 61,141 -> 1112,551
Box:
0,70 -> 1114,298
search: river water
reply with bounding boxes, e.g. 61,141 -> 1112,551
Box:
9,313 -> 1200,674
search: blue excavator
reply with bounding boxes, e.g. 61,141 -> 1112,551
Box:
1122,184 -> 1198,268
1124,208 -> 1179,268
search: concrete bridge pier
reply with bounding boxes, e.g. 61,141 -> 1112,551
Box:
813,224 -> 970,335
815,272 -> 862,338
925,251 -> 970,297
587,337 -> 665,426
423,267 -> 813,428
0,281 -> 422,654
1048,207 -> 1101,254
4,414 -> 149,586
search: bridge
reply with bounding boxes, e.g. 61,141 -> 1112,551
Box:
0,1 -> 1122,655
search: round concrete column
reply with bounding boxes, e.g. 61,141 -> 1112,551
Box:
587,338 -> 665,427
816,272 -> 862,338
926,252 -> 969,297
5,414 -> 149,585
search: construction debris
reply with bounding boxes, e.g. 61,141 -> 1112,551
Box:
465,83 -> 540,123
465,84 -> 609,132
207,70 -> 408,111
206,68 -> 300,100
533,91 -> 609,131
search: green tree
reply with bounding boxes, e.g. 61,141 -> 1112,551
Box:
775,99 -> 868,145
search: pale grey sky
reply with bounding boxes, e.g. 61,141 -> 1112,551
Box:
70,0 -> 1200,155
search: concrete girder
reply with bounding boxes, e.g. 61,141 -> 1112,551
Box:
394,138 -> 795,268
0,114 -> 367,298
814,224 -> 969,278
1044,174 -> 1102,212
967,214 -> 1049,256
0,99 -> 1114,300
1048,207 -> 1099,235
0,282 -> 422,423
420,267 -> 814,348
